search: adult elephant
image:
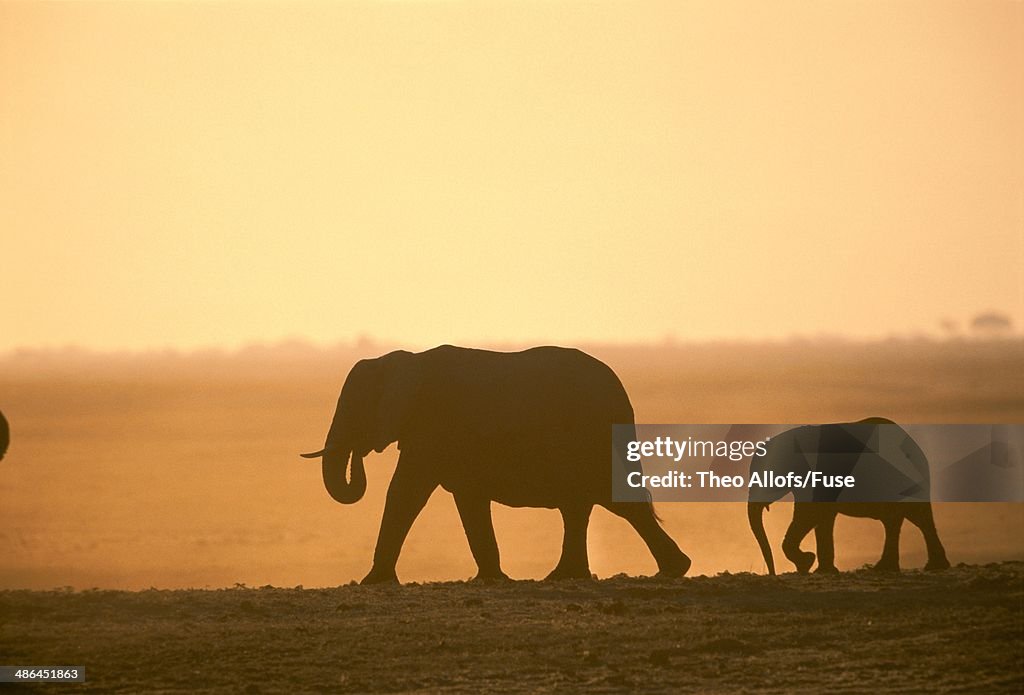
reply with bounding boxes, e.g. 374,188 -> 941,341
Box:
747,418 -> 950,575
302,345 -> 690,584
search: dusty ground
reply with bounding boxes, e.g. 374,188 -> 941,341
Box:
1,562 -> 1021,693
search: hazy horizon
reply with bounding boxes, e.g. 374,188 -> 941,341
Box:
1,327 -> 1021,360
1,339 -> 1021,590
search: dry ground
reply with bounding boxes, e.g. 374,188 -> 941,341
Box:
1,562 -> 1021,693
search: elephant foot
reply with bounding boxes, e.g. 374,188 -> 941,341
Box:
787,550 -> 815,575
544,565 -> 593,581
360,567 -> 400,585
655,553 -> 692,578
814,564 -> 839,575
870,561 -> 900,573
925,557 -> 951,571
472,569 -> 510,582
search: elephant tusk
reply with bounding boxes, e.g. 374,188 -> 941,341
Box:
300,449 -> 328,458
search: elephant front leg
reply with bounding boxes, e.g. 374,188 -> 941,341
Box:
454,493 -> 508,580
362,458 -> 438,585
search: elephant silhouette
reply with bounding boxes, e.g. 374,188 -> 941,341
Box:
302,345 -> 691,584
748,418 -> 950,575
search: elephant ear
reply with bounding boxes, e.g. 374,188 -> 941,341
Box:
372,350 -> 422,451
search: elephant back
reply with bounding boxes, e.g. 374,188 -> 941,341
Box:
809,421 -> 932,503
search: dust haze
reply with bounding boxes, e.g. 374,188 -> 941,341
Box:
1,338 -> 1020,590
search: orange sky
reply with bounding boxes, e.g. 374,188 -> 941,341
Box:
1,1 -> 1020,351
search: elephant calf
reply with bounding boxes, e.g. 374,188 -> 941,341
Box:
302,345 -> 691,584
748,418 -> 950,575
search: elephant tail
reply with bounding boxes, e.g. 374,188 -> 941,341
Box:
649,498 -> 663,523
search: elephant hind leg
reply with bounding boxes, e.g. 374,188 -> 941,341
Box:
813,510 -> 839,574
603,501 -> 691,577
906,503 -> 950,570
545,504 -> 594,580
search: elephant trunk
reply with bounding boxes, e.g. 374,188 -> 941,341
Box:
321,448 -> 367,505
300,438 -> 367,504
748,502 -> 776,576
300,378 -> 369,504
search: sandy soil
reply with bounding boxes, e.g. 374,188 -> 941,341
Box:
1,562 -> 1021,693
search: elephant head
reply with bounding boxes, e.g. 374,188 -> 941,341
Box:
747,429 -> 809,576
301,351 -> 418,504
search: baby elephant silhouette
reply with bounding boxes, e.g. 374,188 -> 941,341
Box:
748,418 -> 950,575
